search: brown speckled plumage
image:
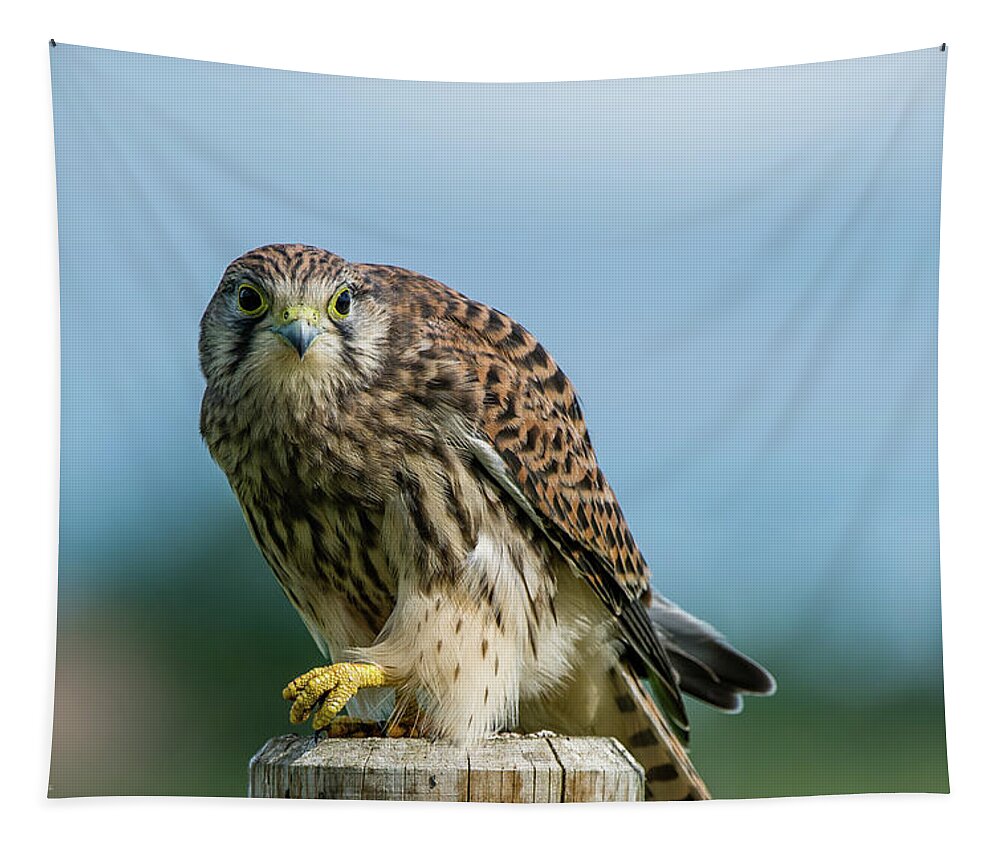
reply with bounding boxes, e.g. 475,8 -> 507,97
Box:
199,244 -> 775,800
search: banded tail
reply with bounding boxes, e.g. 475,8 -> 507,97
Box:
608,592 -> 776,800
607,661 -> 711,800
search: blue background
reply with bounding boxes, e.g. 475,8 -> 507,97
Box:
49,44 -> 947,797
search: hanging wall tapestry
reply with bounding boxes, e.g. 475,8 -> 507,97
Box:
48,43 -> 948,800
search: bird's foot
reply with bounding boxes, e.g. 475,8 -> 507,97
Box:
315,716 -> 422,739
282,662 -> 387,730
320,718 -> 387,738
384,712 -> 423,738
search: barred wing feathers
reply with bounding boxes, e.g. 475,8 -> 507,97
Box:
374,265 -> 690,738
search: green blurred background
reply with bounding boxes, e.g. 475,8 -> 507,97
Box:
50,527 -> 948,797
49,45 -> 948,798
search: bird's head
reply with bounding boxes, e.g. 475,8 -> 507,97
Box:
199,244 -> 391,410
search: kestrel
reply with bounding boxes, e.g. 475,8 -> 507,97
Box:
199,244 -> 774,800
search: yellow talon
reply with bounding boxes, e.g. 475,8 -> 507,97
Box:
282,662 -> 387,730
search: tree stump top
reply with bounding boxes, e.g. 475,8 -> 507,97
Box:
249,734 -> 644,802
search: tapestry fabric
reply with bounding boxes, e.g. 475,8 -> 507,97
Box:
49,43 -> 948,799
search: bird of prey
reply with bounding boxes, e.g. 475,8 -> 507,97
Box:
199,244 -> 775,801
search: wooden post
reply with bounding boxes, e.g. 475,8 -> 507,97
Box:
249,734 -> 644,802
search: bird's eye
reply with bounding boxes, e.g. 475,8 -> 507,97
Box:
237,283 -> 268,317
329,285 -> 352,320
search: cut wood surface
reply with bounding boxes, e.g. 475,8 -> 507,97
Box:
249,734 -> 644,802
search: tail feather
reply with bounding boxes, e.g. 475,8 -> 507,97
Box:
608,662 -> 711,801
649,592 -> 776,713
519,595 -> 774,800
518,653 -> 711,800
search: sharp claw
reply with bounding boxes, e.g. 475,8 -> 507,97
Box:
289,669 -> 334,723
313,685 -> 354,729
282,662 -> 387,728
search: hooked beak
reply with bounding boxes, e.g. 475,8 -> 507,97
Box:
273,317 -> 321,358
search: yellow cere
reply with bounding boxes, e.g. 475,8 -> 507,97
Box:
280,304 -> 322,324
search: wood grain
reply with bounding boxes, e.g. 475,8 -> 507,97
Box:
249,734 -> 644,802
